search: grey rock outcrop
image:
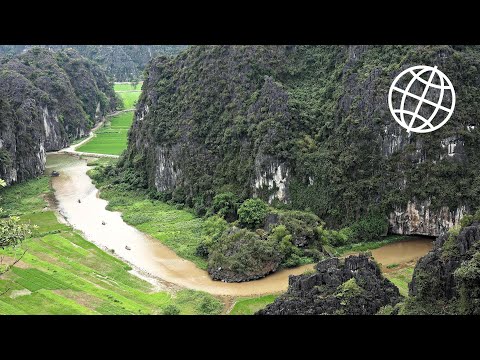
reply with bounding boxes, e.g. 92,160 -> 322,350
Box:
257,254 -> 402,315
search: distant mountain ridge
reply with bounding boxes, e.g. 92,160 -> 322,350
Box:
0,45 -> 187,82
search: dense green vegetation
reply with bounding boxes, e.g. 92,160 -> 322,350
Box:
123,45 -> 480,231
77,112 -> 134,155
0,46 -> 187,82
0,176 -> 222,315
0,178 -> 33,279
400,209 -> 480,315
0,47 -> 117,184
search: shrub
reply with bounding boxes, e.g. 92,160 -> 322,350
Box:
277,210 -> 320,247
349,213 -> 388,243
123,213 -> 152,225
212,192 -> 239,222
197,296 -> 223,314
207,227 -> 282,280
237,198 -> 269,229
460,209 -> 480,228
163,304 -> 180,315
196,215 -> 229,258
317,224 -> 351,247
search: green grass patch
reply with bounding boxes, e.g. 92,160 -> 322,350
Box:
0,176 -> 50,215
94,183 -> 208,269
384,266 -> 415,297
118,91 -> 140,110
229,294 -> 277,315
386,263 -> 400,269
76,112 -> 134,155
0,176 -> 223,315
114,82 -> 143,91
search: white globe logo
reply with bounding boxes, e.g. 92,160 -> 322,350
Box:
388,65 -> 455,133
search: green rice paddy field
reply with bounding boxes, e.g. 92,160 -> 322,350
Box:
114,82 -> 143,91
0,177 -> 223,315
77,112 -> 133,155
118,91 -> 140,110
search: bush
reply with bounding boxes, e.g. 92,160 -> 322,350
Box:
196,215 -> 229,258
237,198 -> 269,229
349,213 -> 388,243
163,304 -> 180,315
197,296 -> 223,314
277,210 -> 320,247
207,227 -> 282,281
123,213 -> 152,225
460,209 -> 480,228
317,224 -> 352,247
212,192 -> 239,221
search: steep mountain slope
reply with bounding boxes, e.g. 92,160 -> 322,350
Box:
0,45 -> 187,81
403,213 -> 480,314
0,47 -> 116,184
123,45 -> 480,236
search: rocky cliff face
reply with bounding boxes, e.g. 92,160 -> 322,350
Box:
388,200 -> 467,237
257,254 -> 402,315
124,45 -> 480,236
0,47 -> 116,184
404,220 -> 480,314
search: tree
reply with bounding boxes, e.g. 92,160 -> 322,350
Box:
212,192 -> 239,222
237,198 -> 269,229
0,179 -> 34,295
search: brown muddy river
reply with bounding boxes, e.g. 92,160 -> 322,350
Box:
370,238 -> 433,267
46,154 -> 434,296
46,154 -> 314,296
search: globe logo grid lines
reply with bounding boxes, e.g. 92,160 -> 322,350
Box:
388,65 -> 456,133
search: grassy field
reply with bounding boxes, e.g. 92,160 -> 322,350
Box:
114,82 -> 143,91
229,295 -> 277,315
383,264 -> 415,297
76,112 -> 133,155
0,177 -> 223,315
90,166 -> 209,269
118,91 -> 141,110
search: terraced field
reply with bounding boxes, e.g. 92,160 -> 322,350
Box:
0,177 -> 223,315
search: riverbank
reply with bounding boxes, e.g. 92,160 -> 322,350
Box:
0,175 -> 223,315
1,152 -> 434,314
47,153 -> 315,296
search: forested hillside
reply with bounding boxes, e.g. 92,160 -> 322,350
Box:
0,45 -> 187,81
123,45 -> 480,237
0,47 -> 116,184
